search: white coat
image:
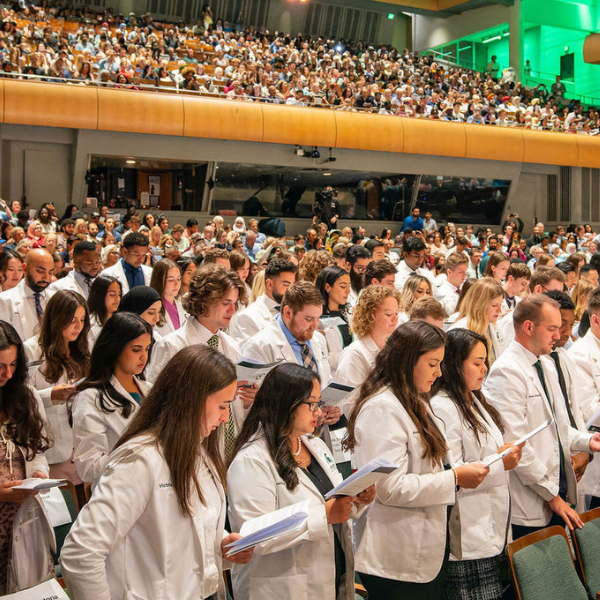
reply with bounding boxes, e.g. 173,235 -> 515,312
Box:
334,336 -> 379,418
72,376 -> 149,486
227,434 -> 357,600
393,261 -> 434,292
101,259 -> 152,294
241,319 -> 331,386
351,387 -> 458,583
154,298 -> 187,338
430,390 -> 510,560
24,337 -> 72,465
567,331 -> 600,496
88,314 -> 103,348
147,317 -> 248,433
229,294 -> 278,343
449,318 -> 504,362
320,317 -> 350,374
48,270 -> 89,298
436,280 -> 461,316
60,435 -> 230,600
483,340 -> 593,527
0,279 -> 55,342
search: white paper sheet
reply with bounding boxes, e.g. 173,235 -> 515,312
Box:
12,478 -> 66,490
321,382 -> 355,407
225,500 -> 310,556
324,457 -> 398,499
2,578 -> 70,599
236,358 -> 283,386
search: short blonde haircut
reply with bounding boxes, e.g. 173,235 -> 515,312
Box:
351,285 -> 401,338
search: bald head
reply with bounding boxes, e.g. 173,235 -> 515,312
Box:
25,249 -> 54,292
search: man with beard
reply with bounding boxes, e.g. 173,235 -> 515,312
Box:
49,241 -> 102,300
0,248 -> 55,340
344,244 -> 371,312
229,259 -> 298,343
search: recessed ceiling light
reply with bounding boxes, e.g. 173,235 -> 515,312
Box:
323,172 -> 332,176
126,159 -> 136,164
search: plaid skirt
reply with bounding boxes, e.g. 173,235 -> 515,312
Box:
445,555 -> 504,600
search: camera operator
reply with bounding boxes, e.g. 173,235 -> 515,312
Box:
502,212 -> 524,234
312,186 -> 341,229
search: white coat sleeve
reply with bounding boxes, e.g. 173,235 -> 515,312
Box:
27,388 -> 50,477
240,337 -> 272,364
72,395 -> 113,485
484,367 -> 559,501
227,455 -> 330,556
146,337 -> 175,383
59,446 -> 153,600
431,396 -> 505,492
354,401 -> 456,508
334,347 -> 368,389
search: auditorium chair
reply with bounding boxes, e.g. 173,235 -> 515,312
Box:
572,507 -> 600,600
506,526 -> 588,600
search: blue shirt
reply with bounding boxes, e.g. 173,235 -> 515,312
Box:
121,258 -> 145,290
401,215 -> 424,232
275,314 -> 319,374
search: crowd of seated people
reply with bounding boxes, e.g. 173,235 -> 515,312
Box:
0,2 -> 597,133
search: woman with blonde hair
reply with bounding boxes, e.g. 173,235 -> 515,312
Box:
398,274 -> 433,324
571,278 -> 594,339
298,250 -> 334,284
449,278 -> 505,363
74,218 -> 88,237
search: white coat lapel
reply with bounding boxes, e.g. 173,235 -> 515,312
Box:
296,436 -> 338,502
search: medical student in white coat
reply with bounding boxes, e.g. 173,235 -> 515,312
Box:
0,249 -> 56,343
335,286 -> 400,416
148,265 -> 257,444
315,266 -> 352,373
431,329 -> 522,600
48,240 -> 102,300
118,286 -> 164,343
72,313 -> 151,487
229,258 -> 297,343
228,362 -> 375,600
568,286 -> 600,509
449,278 -> 505,364
484,295 -> 600,540
101,232 -> 152,294
345,321 -> 490,600
60,345 -> 254,600
86,274 -> 122,347
150,258 -> 187,338
0,320 -> 54,595
24,290 -> 90,482
393,236 -> 435,293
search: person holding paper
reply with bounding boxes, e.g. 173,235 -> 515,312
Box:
484,294 -> 600,540
24,289 -> 90,483
241,281 -> 340,427
335,285 -> 401,414
0,320 -> 53,595
229,258 -> 297,343
315,265 -> 352,372
147,264 -> 257,456
430,329 -> 522,600
345,321 -> 490,600
71,313 -> 151,487
61,345 -> 254,600
228,362 -> 375,600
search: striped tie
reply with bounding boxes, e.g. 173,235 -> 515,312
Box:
33,292 -> 44,321
300,343 -> 318,373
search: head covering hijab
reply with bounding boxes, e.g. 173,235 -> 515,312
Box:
118,286 -> 161,316
233,217 -> 246,233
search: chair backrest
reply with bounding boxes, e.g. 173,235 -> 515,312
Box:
572,508 -> 600,599
506,526 -> 589,600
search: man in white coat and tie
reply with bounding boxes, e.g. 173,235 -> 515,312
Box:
229,258 -> 297,343
435,252 -> 468,316
484,294 -> 600,539
102,232 -> 152,294
148,264 -> 257,457
394,236 -> 434,292
0,248 -> 55,341
568,287 -> 600,509
242,281 -> 340,427
48,241 -> 102,300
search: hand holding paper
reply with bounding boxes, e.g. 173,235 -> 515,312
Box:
324,457 -> 398,499
12,478 -> 67,490
222,533 -> 254,564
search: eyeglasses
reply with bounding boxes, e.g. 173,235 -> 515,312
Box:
303,401 -> 325,412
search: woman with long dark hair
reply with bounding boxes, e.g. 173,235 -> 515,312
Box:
344,321 -> 489,600
0,249 -> 24,292
0,320 -> 52,594
24,290 -> 90,481
61,345 -> 254,600
71,313 -> 152,486
430,329 -> 522,600
87,274 -> 122,346
228,362 -> 375,600
315,265 -> 352,372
